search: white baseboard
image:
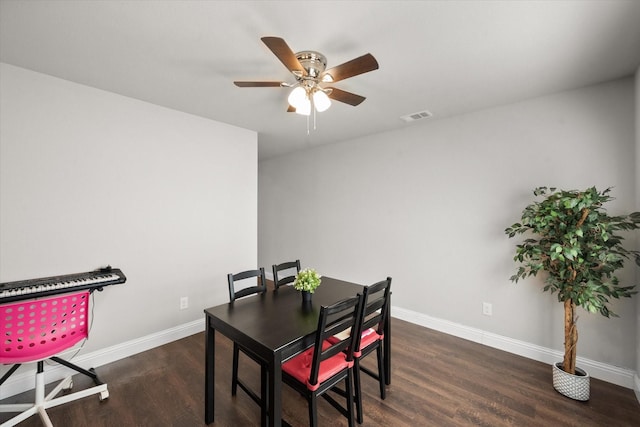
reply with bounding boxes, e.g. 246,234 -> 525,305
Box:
0,319 -> 204,400
391,306 -> 638,390
3,307 -> 638,401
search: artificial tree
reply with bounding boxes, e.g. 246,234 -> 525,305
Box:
505,187 -> 640,375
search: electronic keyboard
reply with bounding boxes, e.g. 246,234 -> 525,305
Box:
0,267 -> 126,303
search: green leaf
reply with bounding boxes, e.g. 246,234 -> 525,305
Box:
506,186 -> 639,320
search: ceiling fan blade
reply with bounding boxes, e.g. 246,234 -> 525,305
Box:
234,81 -> 283,87
327,88 -> 366,106
261,36 -> 306,76
321,53 -> 379,83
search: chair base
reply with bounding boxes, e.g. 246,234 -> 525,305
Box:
282,369 -> 355,427
232,344 -> 268,426
333,344 -> 386,424
0,360 -> 109,427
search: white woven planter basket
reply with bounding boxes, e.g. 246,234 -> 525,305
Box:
552,362 -> 590,401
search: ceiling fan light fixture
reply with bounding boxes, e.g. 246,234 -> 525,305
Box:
287,86 -> 307,109
235,37 -> 378,122
313,89 -> 331,112
294,97 -> 311,116
295,102 -> 311,116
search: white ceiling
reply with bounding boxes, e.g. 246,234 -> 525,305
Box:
2,1 -> 640,160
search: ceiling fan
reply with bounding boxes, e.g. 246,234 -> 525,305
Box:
234,36 -> 379,116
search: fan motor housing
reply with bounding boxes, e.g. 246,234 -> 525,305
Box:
295,51 -> 327,78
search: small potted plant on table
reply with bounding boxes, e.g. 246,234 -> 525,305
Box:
505,186 -> 639,400
293,268 -> 322,303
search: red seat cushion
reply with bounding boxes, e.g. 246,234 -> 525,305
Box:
327,327 -> 383,357
282,340 -> 353,391
359,327 -> 383,351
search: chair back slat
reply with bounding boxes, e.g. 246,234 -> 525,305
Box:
272,260 -> 301,290
228,268 -> 267,302
308,294 -> 364,387
354,277 -> 392,351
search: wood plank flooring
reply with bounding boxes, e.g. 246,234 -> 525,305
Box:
1,318 -> 638,426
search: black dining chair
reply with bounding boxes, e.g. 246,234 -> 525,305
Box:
227,268 -> 268,419
329,277 -> 392,424
351,277 -> 392,423
281,294 -> 364,427
272,259 -> 301,290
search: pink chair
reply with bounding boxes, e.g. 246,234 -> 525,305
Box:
0,291 -> 109,426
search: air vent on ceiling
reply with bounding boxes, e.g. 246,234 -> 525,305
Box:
400,110 -> 433,123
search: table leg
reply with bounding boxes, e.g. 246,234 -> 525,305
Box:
261,365 -> 267,427
205,318 -> 215,424
268,354 -> 283,427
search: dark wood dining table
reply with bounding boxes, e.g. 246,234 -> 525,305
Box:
204,276 -> 391,427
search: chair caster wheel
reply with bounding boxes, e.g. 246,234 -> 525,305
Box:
99,389 -> 109,401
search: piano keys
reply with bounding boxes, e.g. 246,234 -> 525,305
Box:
0,267 -> 126,303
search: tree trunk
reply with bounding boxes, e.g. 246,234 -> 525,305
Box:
563,299 -> 577,374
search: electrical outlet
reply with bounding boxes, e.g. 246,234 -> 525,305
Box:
180,296 -> 189,310
482,302 -> 492,316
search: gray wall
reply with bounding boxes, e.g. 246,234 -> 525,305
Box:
0,63 -> 257,380
259,77 -> 637,385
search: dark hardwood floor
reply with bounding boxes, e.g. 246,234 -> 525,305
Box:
2,318 -> 639,426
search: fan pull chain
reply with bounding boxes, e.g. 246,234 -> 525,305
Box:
313,106 -> 317,131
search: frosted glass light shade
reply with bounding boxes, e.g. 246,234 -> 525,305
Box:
288,86 -> 311,115
313,90 -> 331,112
288,87 -> 307,109
295,99 -> 311,116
